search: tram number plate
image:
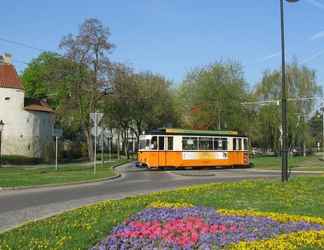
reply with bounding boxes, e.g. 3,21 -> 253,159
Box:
182,152 -> 228,160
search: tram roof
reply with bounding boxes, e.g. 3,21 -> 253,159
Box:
146,128 -> 241,136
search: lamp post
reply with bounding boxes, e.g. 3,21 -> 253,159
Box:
0,120 -> 4,168
320,107 -> 324,160
280,0 -> 299,182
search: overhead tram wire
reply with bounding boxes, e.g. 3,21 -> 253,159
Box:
0,37 -> 46,52
242,96 -> 323,106
0,36 -> 61,67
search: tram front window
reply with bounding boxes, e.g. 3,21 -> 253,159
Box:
139,140 -> 145,149
244,138 -> 248,151
139,139 -> 150,150
238,138 -> 242,150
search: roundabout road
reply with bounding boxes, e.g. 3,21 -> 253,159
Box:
0,163 -> 315,232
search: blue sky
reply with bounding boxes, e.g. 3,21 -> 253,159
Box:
1,0 -> 324,89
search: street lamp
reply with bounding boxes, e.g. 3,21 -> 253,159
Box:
280,0 -> 299,182
320,107 -> 324,160
0,120 -> 4,168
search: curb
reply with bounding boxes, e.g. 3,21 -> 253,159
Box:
0,161 -> 133,192
170,172 -> 216,177
248,169 -> 324,174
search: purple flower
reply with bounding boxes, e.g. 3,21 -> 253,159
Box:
91,206 -> 324,250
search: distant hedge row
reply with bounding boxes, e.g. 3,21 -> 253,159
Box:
1,155 -> 42,165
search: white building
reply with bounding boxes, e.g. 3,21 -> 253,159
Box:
0,54 -> 55,159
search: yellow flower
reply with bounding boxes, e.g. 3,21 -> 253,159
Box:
147,201 -> 194,209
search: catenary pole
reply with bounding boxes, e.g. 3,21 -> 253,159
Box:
280,0 -> 289,182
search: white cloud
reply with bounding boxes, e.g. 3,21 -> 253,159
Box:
257,52 -> 281,63
301,49 -> 324,64
305,0 -> 324,10
310,31 -> 324,40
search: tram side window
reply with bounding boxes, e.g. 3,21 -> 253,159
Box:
151,136 -> 158,150
158,136 -> 165,150
182,137 -> 198,150
243,138 -> 248,151
215,138 -> 228,150
167,137 -> 173,150
199,137 -> 213,150
238,138 -> 242,150
214,138 -> 222,150
222,138 -> 228,150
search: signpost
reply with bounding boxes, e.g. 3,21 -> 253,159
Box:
52,128 -> 63,171
90,112 -> 103,175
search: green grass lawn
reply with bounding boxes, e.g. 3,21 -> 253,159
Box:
0,159 -> 130,188
0,176 -> 323,249
251,155 -> 324,171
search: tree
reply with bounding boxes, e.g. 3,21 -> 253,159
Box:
104,63 -> 135,158
253,62 -> 322,154
309,111 -> 323,150
21,52 -> 88,139
104,65 -> 177,156
21,52 -> 63,99
130,71 -> 176,147
177,61 -> 250,132
59,18 -> 114,160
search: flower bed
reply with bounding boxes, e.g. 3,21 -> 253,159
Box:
92,202 -> 324,250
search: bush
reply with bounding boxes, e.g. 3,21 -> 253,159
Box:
1,155 -> 43,165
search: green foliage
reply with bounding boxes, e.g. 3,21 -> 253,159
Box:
177,61 -> 249,132
253,61 -> 322,153
104,64 -> 178,156
21,52 -> 61,99
309,111 -> 323,146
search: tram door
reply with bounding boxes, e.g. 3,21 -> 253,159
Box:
158,136 -> 166,167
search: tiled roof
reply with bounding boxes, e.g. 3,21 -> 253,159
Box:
24,98 -> 54,113
0,64 -> 24,90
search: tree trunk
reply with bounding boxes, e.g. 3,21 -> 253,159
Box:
84,127 -> 94,161
303,142 -> 306,157
117,129 -> 120,160
124,129 -> 129,159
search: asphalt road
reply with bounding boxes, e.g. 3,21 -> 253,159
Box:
0,163 -> 313,232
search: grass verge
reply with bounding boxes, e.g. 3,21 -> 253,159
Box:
0,176 -> 323,249
251,155 -> 324,171
0,159 -> 130,188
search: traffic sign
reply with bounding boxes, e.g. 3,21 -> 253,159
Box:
90,112 -> 104,124
52,128 -> 63,138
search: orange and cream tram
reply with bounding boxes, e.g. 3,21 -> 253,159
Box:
137,128 -> 249,169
